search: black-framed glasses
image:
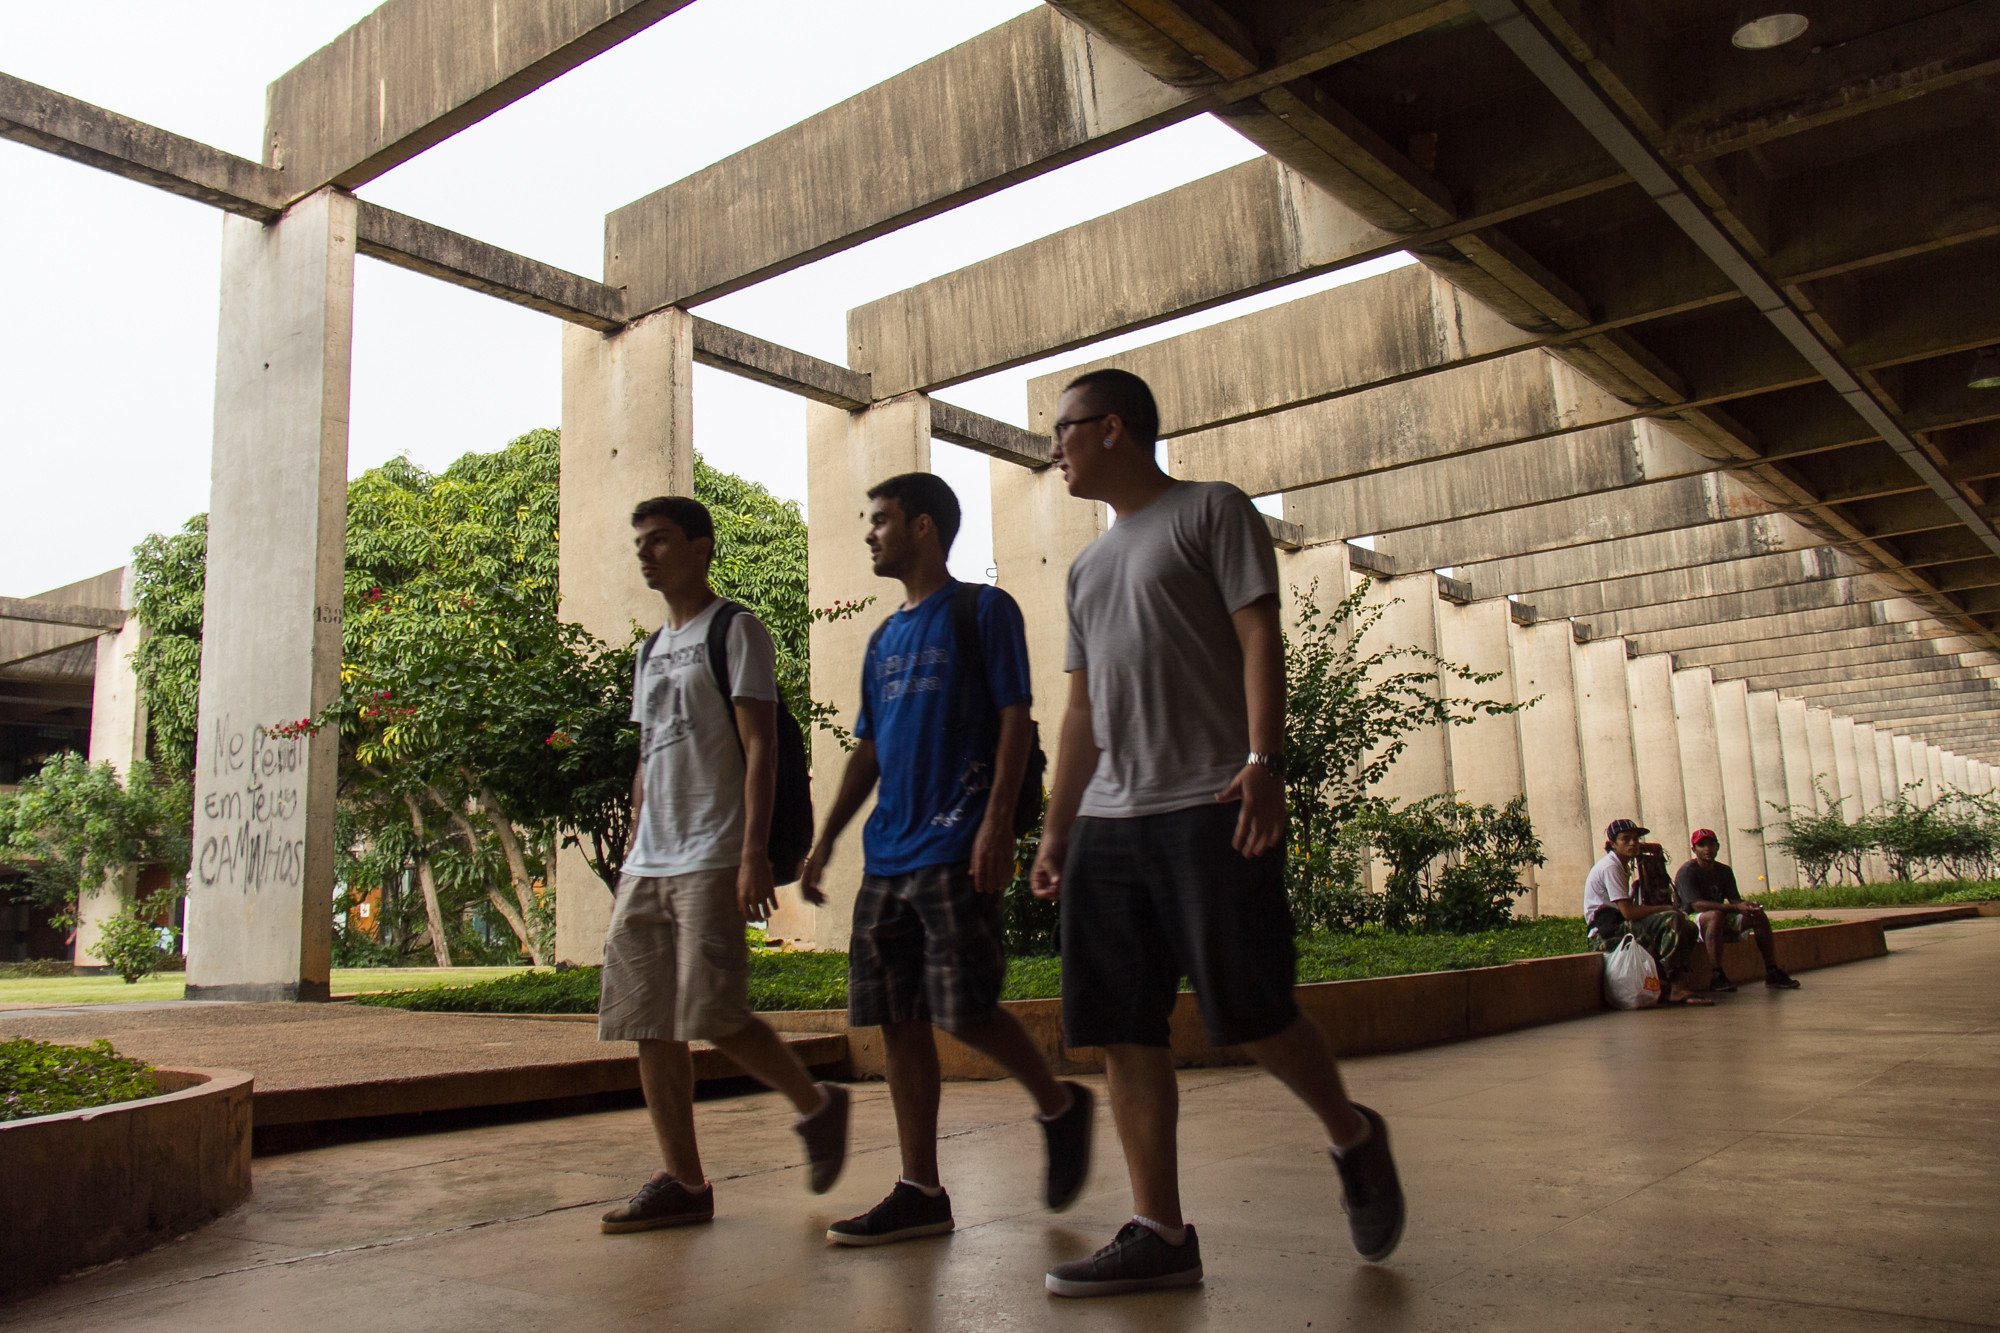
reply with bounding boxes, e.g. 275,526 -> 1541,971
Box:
1051,413 -> 1109,443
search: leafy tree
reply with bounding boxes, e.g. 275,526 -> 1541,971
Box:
1349,795 -> 1545,934
1282,579 -> 1529,933
0,754 -> 190,929
126,430 -> 820,963
1761,779 -> 1868,887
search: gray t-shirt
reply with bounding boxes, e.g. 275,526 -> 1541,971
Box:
1064,480 -> 1279,818
623,599 -> 779,878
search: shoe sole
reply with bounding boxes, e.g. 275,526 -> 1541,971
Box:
600,1213 -> 713,1234
825,1219 -> 955,1247
1044,1266 -> 1203,1298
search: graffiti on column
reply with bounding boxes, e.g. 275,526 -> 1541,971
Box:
196,713 -> 305,890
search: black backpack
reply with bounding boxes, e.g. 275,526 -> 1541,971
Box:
640,601 -> 814,885
865,583 -> 1047,840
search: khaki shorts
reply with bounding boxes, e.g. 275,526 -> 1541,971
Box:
598,867 -> 751,1043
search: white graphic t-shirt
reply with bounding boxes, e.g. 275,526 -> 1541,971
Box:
622,599 -> 779,878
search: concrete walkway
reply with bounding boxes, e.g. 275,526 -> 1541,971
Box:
6,919 -> 1997,1330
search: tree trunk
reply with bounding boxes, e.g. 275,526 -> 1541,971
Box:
428,786 -> 538,964
401,794 -> 454,968
478,788 -> 550,967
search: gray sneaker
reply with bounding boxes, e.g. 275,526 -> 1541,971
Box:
1041,1081 -> 1095,1211
1332,1104 -> 1405,1262
796,1082 -> 850,1194
826,1180 -> 955,1247
1045,1221 -> 1203,1298
600,1175 -> 713,1233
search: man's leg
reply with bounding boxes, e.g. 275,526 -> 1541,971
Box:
1699,910 -> 1729,973
709,1014 -> 824,1115
638,1037 -> 704,1188
1239,1014 -> 1368,1148
1104,1043 -> 1181,1226
944,1004 -> 1069,1118
1746,910 -> 1782,970
881,1018 -> 943,1186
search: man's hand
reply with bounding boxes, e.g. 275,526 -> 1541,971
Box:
1030,832 -> 1068,900
798,843 -> 830,907
737,857 -> 778,923
971,816 -> 1015,895
1217,763 -> 1286,858
1739,901 -> 1764,917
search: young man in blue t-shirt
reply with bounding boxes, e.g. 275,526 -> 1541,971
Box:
802,471 -> 1094,1246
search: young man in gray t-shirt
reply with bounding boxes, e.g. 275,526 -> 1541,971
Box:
1029,369 -> 1406,1298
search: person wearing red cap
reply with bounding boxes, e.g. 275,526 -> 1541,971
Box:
1584,819 -> 1711,1004
1673,831 -> 1800,991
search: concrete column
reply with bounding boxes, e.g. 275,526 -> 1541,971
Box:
186,190 -> 355,1002
1278,542 -> 1355,634
1775,698 -> 1818,825
552,307 -> 695,965
1670,666 -> 1725,842
1892,733 -> 1920,805
1509,619 -> 1590,914
1806,707 -> 1839,814
1437,598 -> 1527,807
1946,752 -> 1969,794
1626,653 -> 1687,846
1709,679 -> 1771,891
1968,761 -> 1994,796
1829,716 -> 1861,824
75,569 -> 148,972
1359,575 -> 1448,807
1926,745 -> 1948,800
1746,691 -> 1798,888
1439,596 -> 1534,906
784,395 -> 931,951
1571,637 -> 1640,842
1850,722 -> 1890,881
991,457 -> 1106,746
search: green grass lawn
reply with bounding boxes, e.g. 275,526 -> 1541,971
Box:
358,915 -> 1840,1017
0,966 -> 528,1008
1745,879 -> 1997,911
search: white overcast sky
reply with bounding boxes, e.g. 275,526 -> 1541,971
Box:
2,0 -> 1408,596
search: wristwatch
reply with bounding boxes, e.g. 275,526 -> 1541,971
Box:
1246,751 -> 1286,779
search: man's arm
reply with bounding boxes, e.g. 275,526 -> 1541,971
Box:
971,703 -> 1032,894
800,740 -> 881,905
1218,593 -> 1286,858
734,697 -> 779,921
631,765 -> 645,830
1030,671 -> 1100,900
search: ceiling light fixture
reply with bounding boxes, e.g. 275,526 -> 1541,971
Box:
1971,348 -> 2000,391
1731,8 -> 1809,49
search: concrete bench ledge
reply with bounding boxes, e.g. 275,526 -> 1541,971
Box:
0,1067 -> 253,1297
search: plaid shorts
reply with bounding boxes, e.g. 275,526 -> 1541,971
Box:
847,862 -> 1006,1034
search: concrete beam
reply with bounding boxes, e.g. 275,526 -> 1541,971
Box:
1454,514 -> 1817,599
265,0 -> 696,193
353,201 -> 624,331
1625,601 -> 1942,657
1366,473 -> 1779,573
610,9 -> 1195,314
1528,549 -> 1864,621
1679,623 -> 1984,673
1579,577 -> 1911,642
1748,659 -> 2000,697
0,72 -> 285,219
1720,644 -> 1997,689
0,596 -> 123,631
928,400 -> 1050,468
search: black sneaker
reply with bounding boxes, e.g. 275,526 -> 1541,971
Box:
600,1175 -> 713,1233
1708,970 -> 1738,993
1765,967 -> 1802,990
826,1181 -> 955,1246
1331,1104 -> 1405,1262
1041,1081 -> 1095,1211
1045,1221 -> 1203,1298
796,1082 -> 850,1194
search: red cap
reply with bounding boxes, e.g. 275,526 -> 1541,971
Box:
1690,828 -> 1719,848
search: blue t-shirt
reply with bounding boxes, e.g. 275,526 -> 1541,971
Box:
852,582 -> 1032,876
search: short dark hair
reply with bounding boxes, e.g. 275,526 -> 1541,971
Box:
867,472 -> 962,554
1065,367 -> 1160,446
631,496 -> 715,563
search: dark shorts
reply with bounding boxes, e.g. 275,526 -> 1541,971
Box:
1060,801 -> 1299,1050
847,862 -> 1006,1034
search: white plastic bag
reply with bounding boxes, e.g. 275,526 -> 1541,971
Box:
1602,935 -> 1661,1010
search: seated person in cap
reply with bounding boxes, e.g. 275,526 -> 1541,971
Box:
1584,819 -> 1712,1005
1674,830 -> 1800,991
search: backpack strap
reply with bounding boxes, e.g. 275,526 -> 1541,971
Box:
950,582 -> 998,739
705,599 -> 748,709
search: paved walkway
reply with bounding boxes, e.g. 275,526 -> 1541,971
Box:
6,919 -> 1997,1330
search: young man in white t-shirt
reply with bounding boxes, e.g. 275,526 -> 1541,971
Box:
1584,819 -> 1711,1006
597,496 -> 849,1233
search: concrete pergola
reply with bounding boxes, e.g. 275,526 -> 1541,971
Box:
6,0 -> 1996,998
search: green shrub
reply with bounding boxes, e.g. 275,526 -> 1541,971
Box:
1001,823 -> 1061,956
1,1038 -> 157,1121
90,887 -> 183,984
1349,795 -> 1544,934
1761,780 -> 1869,887
1748,879 -> 1998,911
